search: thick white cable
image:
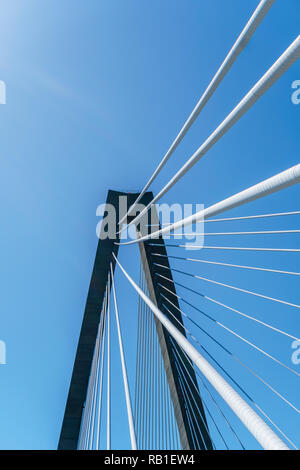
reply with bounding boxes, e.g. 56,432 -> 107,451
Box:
107,275 -> 111,450
118,0 -> 275,226
113,254 -> 289,450
120,35 -> 300,234
152,253 -> 300,276
110,264 -> 137,450
118,162 -> 300,245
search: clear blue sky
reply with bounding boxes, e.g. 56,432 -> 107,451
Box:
0,0 -> 299,450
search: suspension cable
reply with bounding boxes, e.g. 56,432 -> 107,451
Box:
152,253 -> 300,277
156,273 -> 299,341
112,253 -> 289,450
167,229 -> 300,236
106,274 -> 111,450
161,292 -> 300,378
161,302 -> 298,448
148,210 -> 300,225
171,336 -> 243,449
155,263 -> 300,310
96,290 -> 108,449
119,36 -> 300,235
163,244 -> 300,252
110,264 -> 137,449
118,162 -> 300,245
118,0 -> 275,226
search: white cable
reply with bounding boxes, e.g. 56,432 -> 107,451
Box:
121,35 -> 300,233
154,244 -> 300,252
107,275 -> 111,450
110,264 -> 137,450
203,210 -> 300,223
156,274 -> 300,342
83,321 -> 102,449
89,307 -> 106,449
113,253 -> 289,450
152,253 -> 300,276
161,289 -> 300,378
147,210 -> 300,226
118,162 -> 300,245
118,0 -> 275,226
176,337 -> 298,450
163,300 -> 299,447
168,230 -> 300,236
157,264 -> 300,309
96,292 -> 108,449
159,279 -> 299,446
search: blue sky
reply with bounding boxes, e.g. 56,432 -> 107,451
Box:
0,0 -> 299,450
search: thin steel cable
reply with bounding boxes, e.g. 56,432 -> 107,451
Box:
152,253 -> 300,277
171,337 -> 245,450
146,302 -> 151,449
85,317 -> 103,449
82,327 -> 100,448
135,269 -> 142,448
163,303 -> 297,449
155,273 -> 299,341
171,338 -> 222,450
191,210 -> 300,223
132,268 -> 296,449
89,307 -> 106,449
163,244 -> 300,253
171,343 -> 213,449
156,264 -> 300,310
140,272 -> 147,449
158,319 -> 161,449
147,210 -> 300,226
96,294 -> 108,449
134,262 -> 142,433
106,274 -> 111,450
167,229 -> 300,236
85,320 -> 102,449
163,352 -> 166,449
141,272 -> 147,448
79,323 -> 98,449
171,339 -> 215,449
151,294 -> 155,449
157,318 -> 161,449
166,365 -> 172,449
162,292 -> 300,378
160,332 -> 165,450
173,354 -> 221,450
176,370 -> 201,449
155,312 -> 159,449
158,276 -> 300,415
162,299 -> 300,415
182,351 -> 240,449
110,264 -> 137,449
